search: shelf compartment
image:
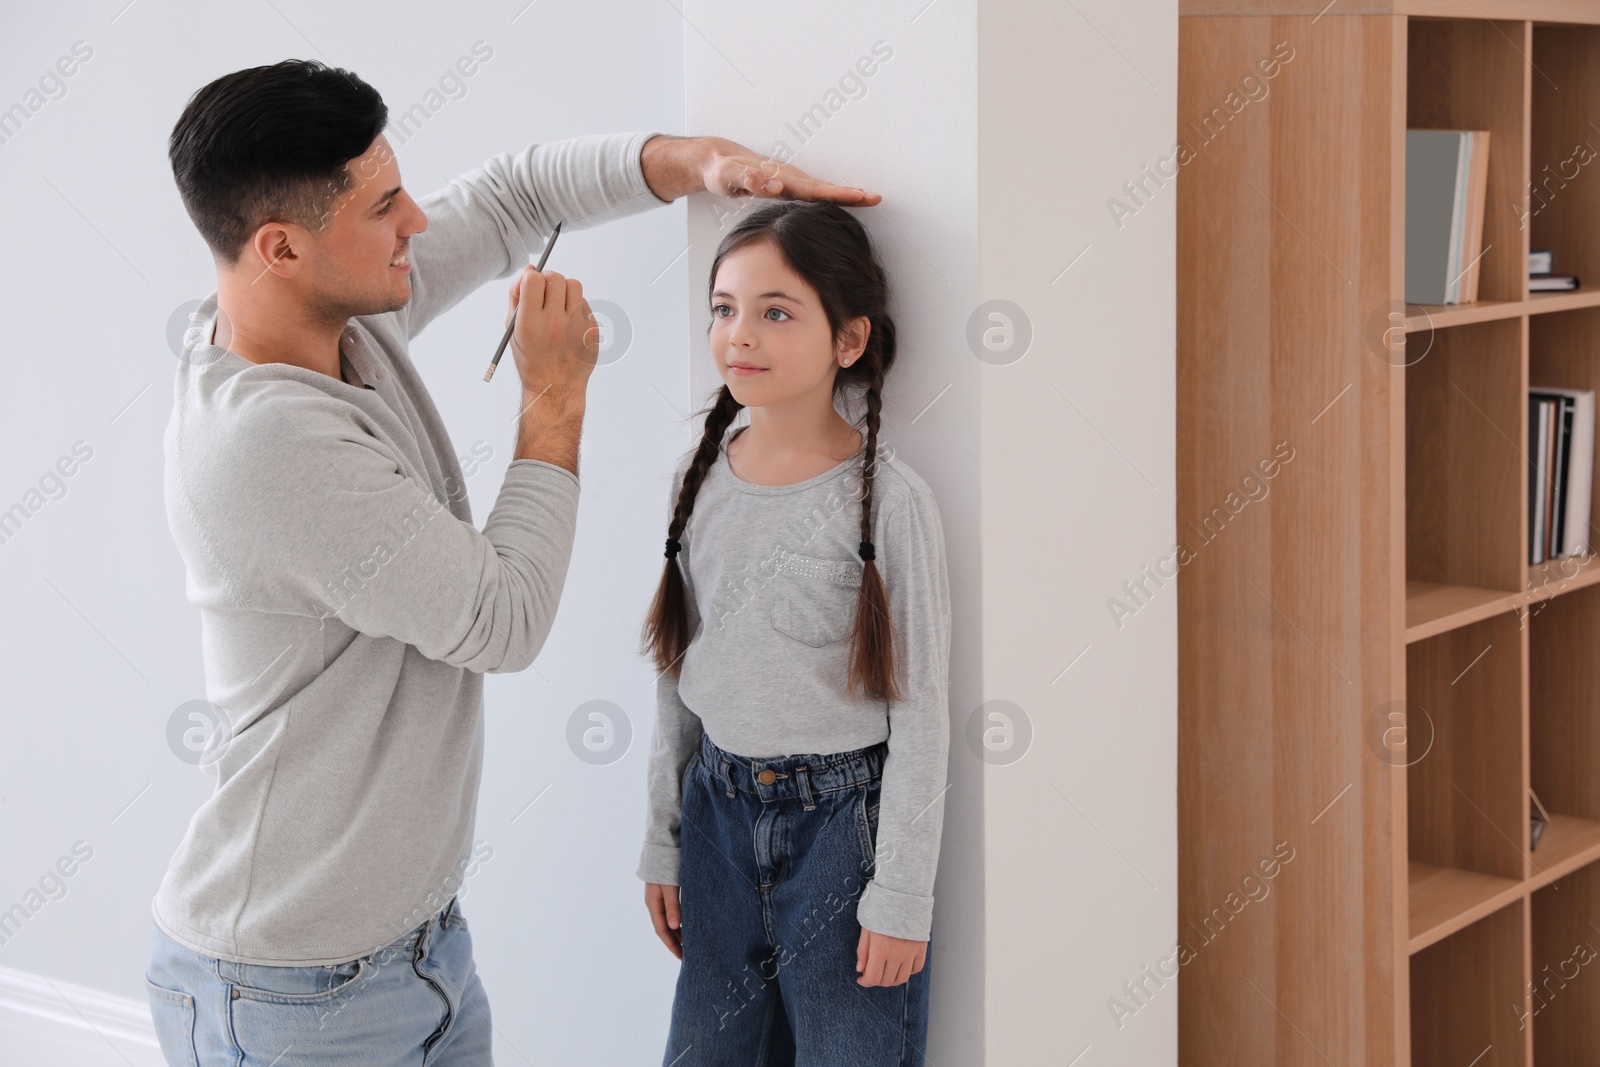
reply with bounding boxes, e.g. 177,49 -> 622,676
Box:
1529,308 -> 1600,575
1531,584 -> 1600,834
1407,316 -> 1527,591
1530,862 -> 1600,1060
1408,613 -> 1528,882
1410,898 -> 1529,1067
1408,18 -> 1531,305
1531,25 -> 1600,296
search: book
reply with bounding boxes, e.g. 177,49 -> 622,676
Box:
1530,386 -> 1596,558
1548,395 -> 1561,556
1531,249 -> 1553,275
1530,274 -> 1580,291
1531,396 -> 1551,564
1457,130 -> 1491,302
1555,396 -> 1573,556
1405,130 -> 1491,305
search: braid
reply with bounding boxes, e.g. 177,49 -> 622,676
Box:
846,362 -> 904,703
641,386 -> 745,676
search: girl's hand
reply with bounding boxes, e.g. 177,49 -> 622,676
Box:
645,882 -> 683,959
855,927 -> 927,987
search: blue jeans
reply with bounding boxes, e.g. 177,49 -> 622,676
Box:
145,896 -> 491,1065
664,730 -> 932,1066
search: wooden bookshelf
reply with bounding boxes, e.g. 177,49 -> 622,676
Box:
1179,3 -> 1600,1065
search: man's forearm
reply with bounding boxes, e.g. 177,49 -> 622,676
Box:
514,388 -> 587,476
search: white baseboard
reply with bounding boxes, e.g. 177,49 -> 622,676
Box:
0,964 -> 165,1066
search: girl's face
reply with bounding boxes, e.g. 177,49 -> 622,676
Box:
709,238 -> 866,409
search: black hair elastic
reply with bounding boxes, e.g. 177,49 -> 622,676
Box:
858,541 -> 875,562
665,538 -> 682,559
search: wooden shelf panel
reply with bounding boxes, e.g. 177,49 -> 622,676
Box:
1409,817 -> 1600,955
1181,2 -> 1600,26
1526,553 -> 1600,602
1405,558 -> 1600,642
1408,860 -> 1524,954
1405,299 -> 1524,333
1405,579 -> 1519,642
1529,285 -> 1600,317
1403,287 -> 1600,333
1527,813 -> 1600,888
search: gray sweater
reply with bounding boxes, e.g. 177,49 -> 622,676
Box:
636,442 -> 952,941
155,130 -> 667,966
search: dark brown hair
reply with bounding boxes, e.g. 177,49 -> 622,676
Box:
639,199 -> 903,702
169,60 -> 387,266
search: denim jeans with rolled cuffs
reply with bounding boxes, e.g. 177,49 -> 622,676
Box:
144,895 -> 492,1066
664,729 -> 933,1067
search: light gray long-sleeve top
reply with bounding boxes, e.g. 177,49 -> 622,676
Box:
155,130 -> 668,966
635,439 -> 953,941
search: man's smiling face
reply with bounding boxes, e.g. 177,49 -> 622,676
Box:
297,133 -> 429,322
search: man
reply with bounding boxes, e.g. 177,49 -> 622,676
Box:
146,58 -> 880,1065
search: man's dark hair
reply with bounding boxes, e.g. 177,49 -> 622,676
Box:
169,60 -> 388,266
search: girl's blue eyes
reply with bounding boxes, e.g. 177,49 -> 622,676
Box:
713,305 -> 790,321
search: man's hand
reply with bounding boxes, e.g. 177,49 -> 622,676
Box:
645,882 -> 683,959
506,266 -> 598,397
856,926 -> 927,987
507,266 -> 594,472
641,134 -> 882,206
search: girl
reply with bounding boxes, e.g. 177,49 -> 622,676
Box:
635,199 -> 952,1066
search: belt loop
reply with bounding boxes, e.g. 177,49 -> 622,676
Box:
796,765 -> 815,810
722,758 -> 737,798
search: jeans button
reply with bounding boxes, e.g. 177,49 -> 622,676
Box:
757,769 -> 776,785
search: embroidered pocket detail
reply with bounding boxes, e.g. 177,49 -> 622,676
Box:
769,551 -> 862,647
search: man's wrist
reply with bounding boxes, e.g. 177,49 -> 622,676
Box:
513,398 -> 584,471
520,385 -> 586,414
640,134 -> 709,203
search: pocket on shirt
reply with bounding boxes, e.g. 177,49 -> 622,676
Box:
769,554 -> 863,647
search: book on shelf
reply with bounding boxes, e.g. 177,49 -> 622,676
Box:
1405,129 -> 1490,305
1531,397 -> 1550,564
1528,385 -> 1596,564
1531,249 -> 1553,275
1530,274 -> 1581,291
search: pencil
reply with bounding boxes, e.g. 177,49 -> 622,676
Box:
483,220 -> 565,382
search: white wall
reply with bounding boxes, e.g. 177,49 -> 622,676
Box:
1,0 -> 1175,1063
978,3 -> 1178,1064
